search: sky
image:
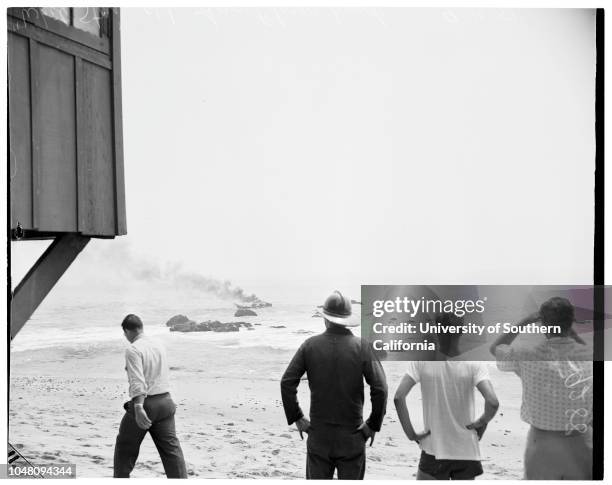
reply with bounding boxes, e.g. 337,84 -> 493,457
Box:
12,8 -> 597,301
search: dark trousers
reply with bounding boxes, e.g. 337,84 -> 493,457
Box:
306,422 -> 366,480
113,393 -> 187,478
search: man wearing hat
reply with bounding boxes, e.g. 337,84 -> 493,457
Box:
280,291 -> 388,479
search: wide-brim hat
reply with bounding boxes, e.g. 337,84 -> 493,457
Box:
320,291 -> 360,327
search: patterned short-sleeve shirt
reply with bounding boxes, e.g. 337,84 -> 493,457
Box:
495,338 -> 593,432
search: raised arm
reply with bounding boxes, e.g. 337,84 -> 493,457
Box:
489,311 -> 540,356
466,379 -> 500,440
394,374 -> 430,443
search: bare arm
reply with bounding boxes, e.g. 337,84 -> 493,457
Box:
394,374 -> 430,443
466,379 -> 499,440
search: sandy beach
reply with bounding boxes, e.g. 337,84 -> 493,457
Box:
9,329 -> 529,479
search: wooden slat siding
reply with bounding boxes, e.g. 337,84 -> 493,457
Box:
8,33 -> 33,230
7,8 -> 124,239
7,7 -> 110,54
75,56 -> 87,233
111,9 -> 127,235
37,44 -> 78,232
81,60 -> 116,236
29,38 -> 40,230
7,17 -> 112,70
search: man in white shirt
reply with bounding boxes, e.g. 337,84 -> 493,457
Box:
113,314 -> 187,478
394,316 -> 499,480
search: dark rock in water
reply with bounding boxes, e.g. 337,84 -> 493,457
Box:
271,325 -> 286,329
234,309 -> 257,317
169,319 -> 253,333
194,322 -> 212,332
166,314 -> 194,327
169,322 -> 195,332
351,300 -> 362,305
214,322 -> 240,332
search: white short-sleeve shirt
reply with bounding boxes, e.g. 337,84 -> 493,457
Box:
404,361 -> 490,460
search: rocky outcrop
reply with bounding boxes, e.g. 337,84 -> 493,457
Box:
165,314 -> 195,327
234,308 -> 257,317
169,319 -> 253,333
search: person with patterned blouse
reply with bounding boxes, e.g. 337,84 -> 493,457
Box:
490,297 -> 593,479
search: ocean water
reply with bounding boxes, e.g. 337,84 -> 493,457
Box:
11,280 -> 598,358
11,282 -> 349,354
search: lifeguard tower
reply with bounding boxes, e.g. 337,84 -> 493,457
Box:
8,7 -> 126,340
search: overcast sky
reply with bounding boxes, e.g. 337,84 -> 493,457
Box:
12,8 -> 597,300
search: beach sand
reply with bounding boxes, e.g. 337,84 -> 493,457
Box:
9,333 -> 528,479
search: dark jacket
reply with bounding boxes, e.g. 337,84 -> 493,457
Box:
280,325 -> 388,431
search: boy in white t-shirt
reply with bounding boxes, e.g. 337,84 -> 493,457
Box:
394,319 -> 499,480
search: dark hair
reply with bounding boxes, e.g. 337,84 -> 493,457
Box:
539,297 -> 574,333
121,314 -> 143,331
